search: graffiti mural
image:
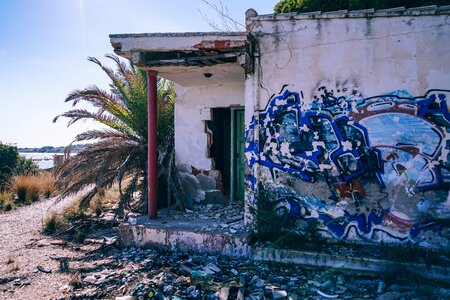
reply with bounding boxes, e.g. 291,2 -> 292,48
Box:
246,82 -> 450,248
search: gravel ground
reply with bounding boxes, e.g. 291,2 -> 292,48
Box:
0,196 -> 81,300
1,198 -> 449,300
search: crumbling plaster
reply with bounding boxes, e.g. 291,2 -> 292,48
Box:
250,15 -> 450,101
175,81 -> 244,170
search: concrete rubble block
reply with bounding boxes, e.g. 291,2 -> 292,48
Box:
208,170 -> 222,181
179,172 -> 205,202
177,163 -> 191,173
204,190 -> 228,205
196,173 -> 216,191
83,275 -> 97,284
115,296 -> 136,300
272,289 -> 288,299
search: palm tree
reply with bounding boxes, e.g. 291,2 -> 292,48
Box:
53,54 -> 174,215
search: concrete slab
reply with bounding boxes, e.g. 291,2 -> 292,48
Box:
117,214 -> 251,258
252,247 -> 450,284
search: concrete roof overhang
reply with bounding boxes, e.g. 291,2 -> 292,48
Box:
109,32 -> 248,86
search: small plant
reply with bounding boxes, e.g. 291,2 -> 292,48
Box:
0,192 -> 14,211
43,212 -> 68,234
63,201 -> 86,222
6,255 -> 15,264
11,262 -> 20,272
90,197 -> 104,217
14,176 -> 27,202
73,228 -> 87,243
3,200 -> 13,211
69,272 -> 83,289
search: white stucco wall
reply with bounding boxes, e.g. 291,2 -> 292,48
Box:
250,15 -> 450,105
175,82 -> 244,170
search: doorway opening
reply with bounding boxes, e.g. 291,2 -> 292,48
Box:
207,107 -> 245,201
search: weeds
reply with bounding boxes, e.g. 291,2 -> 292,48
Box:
74,228 -> 87,243
69,272 -> 83,289
11,262 -> 20,272
5,253 -> 20,272
6,255 -> 15,264
0,192 -> 14,211
250,184 -> 296,242
43,212 -> 68,234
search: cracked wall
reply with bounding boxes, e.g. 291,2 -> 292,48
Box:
245,14 -> 450,249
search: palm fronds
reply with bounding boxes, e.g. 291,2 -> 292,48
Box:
54,54 -> 174,213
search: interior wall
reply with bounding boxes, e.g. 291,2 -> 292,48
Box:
174,81 -> 244,171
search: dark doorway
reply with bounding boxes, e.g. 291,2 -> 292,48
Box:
208,108 -> 231,196
207,107 -> 245,201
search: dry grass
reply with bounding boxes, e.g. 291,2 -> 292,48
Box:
11,262 -> 20,272
40,172 -> 55,198
12,175 -> 40,203
0,191 -> 14,210
11,172 -> 55,204
86,182 -> 123,217
6,255 -> 15,264
6,256 -> 20,273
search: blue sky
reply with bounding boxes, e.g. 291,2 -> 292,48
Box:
0,0 -> 275,148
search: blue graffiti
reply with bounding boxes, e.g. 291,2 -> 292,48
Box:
245,87 -> 450,243
275,195 -> 442,240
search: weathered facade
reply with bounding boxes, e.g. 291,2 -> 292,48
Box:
111,5 -> 450,250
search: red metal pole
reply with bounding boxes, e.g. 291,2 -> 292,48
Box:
147,71 -> 158,219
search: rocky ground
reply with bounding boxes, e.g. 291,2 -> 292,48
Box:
0,198 -> 449,300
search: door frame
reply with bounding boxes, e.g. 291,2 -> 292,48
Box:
230,106 -> 245,202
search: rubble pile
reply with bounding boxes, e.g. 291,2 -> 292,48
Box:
157,203 -> 247,234
58,247 -> 449,300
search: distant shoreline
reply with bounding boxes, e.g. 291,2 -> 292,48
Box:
18,143 -> 90,153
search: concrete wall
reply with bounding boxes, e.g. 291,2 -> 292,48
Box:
245,14 -> 450,249
175,81 -> 244,170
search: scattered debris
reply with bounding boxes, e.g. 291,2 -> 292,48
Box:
36,239 -> 51,247
37,265 -> 52,274
316,288 -> 339,298
49,245 -> 449,300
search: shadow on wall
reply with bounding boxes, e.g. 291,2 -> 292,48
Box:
246,82 -> 450,249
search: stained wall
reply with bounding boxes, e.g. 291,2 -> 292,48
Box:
245,13 -> 450,249
175,82 -> 244,170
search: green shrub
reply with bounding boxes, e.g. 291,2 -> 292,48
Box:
0,143 -> 19,191
15,156 -> 39,176
74,228 -> 87,243
274,0 -> 450,13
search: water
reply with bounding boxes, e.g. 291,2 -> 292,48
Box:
19,152 -> 63,169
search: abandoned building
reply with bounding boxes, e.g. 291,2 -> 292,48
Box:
110,5 -> 450,255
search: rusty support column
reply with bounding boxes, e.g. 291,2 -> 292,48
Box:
147,71 -> 158,219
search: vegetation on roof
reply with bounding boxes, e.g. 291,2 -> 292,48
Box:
274,0 -> 450,14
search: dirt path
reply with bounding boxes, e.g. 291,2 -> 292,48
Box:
0,196 -> 79,299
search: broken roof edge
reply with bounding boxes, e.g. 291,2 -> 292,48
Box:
247,5 -> 450,21
109,31 -> 246,39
